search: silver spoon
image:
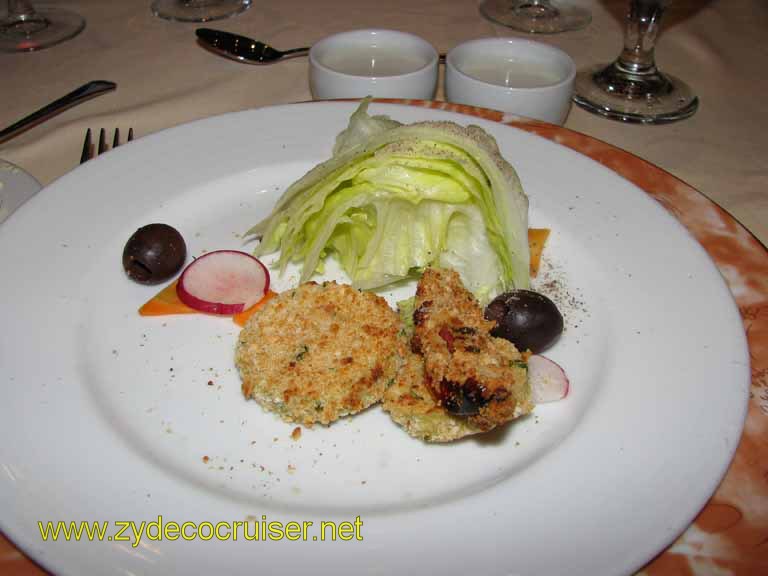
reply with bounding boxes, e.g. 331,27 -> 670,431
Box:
195,28 -> 309,64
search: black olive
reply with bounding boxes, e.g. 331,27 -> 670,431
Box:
484,290 -> 563,353
439,378 -> 487,416
122,223 -> 186,284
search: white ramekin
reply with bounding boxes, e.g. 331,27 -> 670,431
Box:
446,37 -> 576,125
310,29 -> 439,100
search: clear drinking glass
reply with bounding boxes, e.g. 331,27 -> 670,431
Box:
151,0 -> 251,23
479,0 -> 591,34
0,0 -> 85,52
573,0 -> 698,123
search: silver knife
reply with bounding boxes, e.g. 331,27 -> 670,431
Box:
0,80 -> 117,145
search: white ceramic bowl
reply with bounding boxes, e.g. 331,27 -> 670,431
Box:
445,38 -> 576,125
309,29 -> 439,100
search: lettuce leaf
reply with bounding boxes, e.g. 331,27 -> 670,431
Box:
247,99 -> 529,301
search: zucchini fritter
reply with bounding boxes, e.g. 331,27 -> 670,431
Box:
383,348 -> 487,442
236,281 -> 402,426
411,267 -> 533,431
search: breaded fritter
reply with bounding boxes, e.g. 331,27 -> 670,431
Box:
383,348 -> 486,442
411,267 -> 533,431
235,281 -> 402,426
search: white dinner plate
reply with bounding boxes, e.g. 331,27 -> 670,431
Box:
0,159 -> 41,225
0,102 -> 750,576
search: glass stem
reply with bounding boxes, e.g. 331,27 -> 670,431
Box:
617,0 -> 666,75
4,0 -> 49,33
7,1 -> 39,20
515,1 -> 559,17
180,0 -> 218,7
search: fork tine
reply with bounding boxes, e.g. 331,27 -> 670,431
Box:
80,128 -> 92,164
98,128 -> 107,155
80,127 -> 135,164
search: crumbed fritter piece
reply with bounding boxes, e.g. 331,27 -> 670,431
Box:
412,267 -> 533,431
383,348 -> 486,442
235,281 -> 402,426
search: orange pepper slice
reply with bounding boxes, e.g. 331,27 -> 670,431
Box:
139,279 -> 276,326
138,280 -> 195,316
528,228 -> 550,277
232,290 -> 276,326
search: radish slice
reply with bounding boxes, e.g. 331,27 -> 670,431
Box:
176,250 -> 270,315
528,354 -> 569,403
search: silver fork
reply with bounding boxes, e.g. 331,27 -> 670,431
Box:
80,127 -> 134,163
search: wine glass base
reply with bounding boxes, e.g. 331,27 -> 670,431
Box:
0,7 -> 85,52
479,0 -> 591,34
151,0 -> 251,23
573,64 -> 699,124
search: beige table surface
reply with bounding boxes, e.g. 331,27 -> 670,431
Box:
1,1 -> 767,575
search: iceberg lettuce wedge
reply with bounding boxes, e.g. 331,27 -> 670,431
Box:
247,100 -> 530,301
